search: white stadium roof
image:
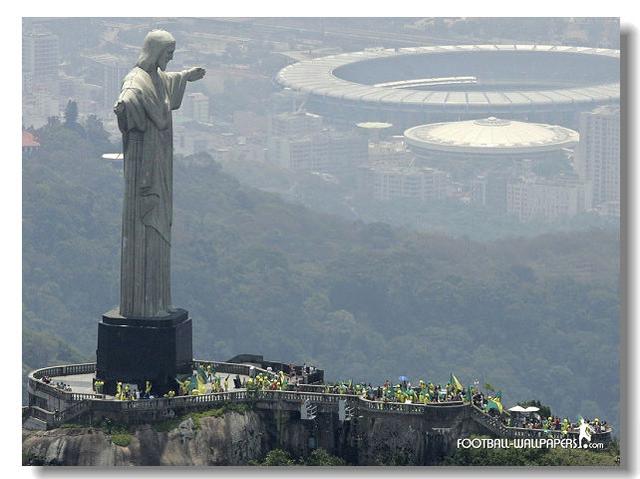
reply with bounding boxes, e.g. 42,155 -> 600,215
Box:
404,117 -> 579,155
276,45 -> 619,109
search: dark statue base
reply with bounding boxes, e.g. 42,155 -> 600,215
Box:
96,308 -> 193,396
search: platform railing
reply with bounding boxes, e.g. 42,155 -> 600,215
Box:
37,388 -> 467,425
470,405 -> 612,443
28,363 -> 103,403
26,363 -> 613,442
470,404 -> 510,436
359,397 -> 465,414
31,363 -> 97,379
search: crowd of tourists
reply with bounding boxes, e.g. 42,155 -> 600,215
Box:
54,382 -> 72,392
318,375 -> 469,404
172,364 -> 248,397
246,371 -> 288,392
468,387 -> 610,435
71,366 -> 609,435
502,412 -> 610,435
40,376 -> 73,392
319,376 -> 611,436
110,380 -> 154,400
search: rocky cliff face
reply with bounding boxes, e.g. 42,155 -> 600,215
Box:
23,406 -> 481,466
23,412 -> 270,466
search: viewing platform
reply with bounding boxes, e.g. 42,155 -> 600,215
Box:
24,360 -> 613,447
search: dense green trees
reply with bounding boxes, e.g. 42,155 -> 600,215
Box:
257,448 -> 346,466
22,126 -> 620,434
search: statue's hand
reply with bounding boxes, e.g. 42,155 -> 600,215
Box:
186,67 -> 206,82
114,100 -> 125,116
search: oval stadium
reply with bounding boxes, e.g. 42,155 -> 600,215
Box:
276,45 -> 620,130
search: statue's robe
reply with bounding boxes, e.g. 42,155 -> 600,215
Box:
115,66 -> 188,317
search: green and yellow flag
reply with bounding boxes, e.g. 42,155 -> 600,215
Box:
450,373 -> 463,393
486,396 -> 504,414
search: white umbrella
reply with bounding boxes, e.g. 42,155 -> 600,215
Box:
524,406 -> 540,412
508,405 -> 526,412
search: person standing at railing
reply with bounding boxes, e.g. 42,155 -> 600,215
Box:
94,379 -> 104,394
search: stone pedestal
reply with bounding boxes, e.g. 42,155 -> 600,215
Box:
96,308 -> 192,396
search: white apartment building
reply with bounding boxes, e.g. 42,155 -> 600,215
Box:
576,105 -> 620,207
270,111 -> 323,138
369,164 -> 449,202
506,175 -> 592,222
271,133 -> 368,175
23,29 -> 60,91
182,92 -> 211,123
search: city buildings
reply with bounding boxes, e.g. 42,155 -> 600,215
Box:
575,105 -> 620,209
23,29 -> 60,92
364,163 -> 450,202
270,132 -> 368,175
506,175 -> 592,222
84,54 -> 131,112
270,111 -> 323,138
20,19 -> 620,226
267,111 -> 368,175
401,117 -> 595,222
22,27 -> 61,128
182,92 -> 211,123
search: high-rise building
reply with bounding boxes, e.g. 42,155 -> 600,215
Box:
183,92 -> 210,123
270,111 -> 323,138
85,54 -> 130,111
576,105 -> 620,208
23,29 -> 60,92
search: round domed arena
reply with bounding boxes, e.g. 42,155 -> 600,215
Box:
276,44 -> 619,130
403,117 -> 579,177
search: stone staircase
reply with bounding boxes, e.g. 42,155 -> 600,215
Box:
469,405 -> 512,437
23,416 -> 47,431
23,400 -> 92,430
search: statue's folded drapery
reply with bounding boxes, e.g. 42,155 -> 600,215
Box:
116,66 -> 188,317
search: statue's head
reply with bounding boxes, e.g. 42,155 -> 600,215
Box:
137,30 -> 176,72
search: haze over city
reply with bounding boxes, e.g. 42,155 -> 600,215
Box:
22,17 -> 621,465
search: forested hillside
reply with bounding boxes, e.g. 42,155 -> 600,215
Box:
23,121 -> 620,431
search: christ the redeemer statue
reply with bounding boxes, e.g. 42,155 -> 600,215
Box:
114,30 -> 205,317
